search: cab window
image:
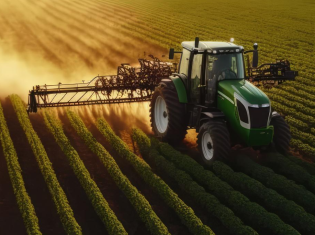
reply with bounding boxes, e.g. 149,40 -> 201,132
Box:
190,54 -> 203,103
179,49 -> 190,76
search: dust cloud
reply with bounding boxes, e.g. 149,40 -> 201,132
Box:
0,0 -> 167,134
0,46 -> 96,100
0,0 -> 167,101
78,102 -> 152,134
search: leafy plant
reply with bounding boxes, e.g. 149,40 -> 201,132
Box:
132,128 -> 258,235
262,153 -> 315,194
158,142 -> 299,235
0,101 -> 42,235
96,118 -> 214,235
235,155 -> 315,214
44,111 -> 127,235
10,95 -> 82,235
66,110 -> 170,235
212,161 -> 315,235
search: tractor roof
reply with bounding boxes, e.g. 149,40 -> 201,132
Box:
181,41 -> 243,51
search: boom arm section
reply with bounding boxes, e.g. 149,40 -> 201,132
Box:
244,44 -> 298,86
28,55 -> 176,113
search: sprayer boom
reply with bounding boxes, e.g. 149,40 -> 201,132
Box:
28,55 -> 176,113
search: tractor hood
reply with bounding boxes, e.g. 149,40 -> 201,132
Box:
218,80 -> 270,105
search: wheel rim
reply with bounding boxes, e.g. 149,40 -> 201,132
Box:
201,132 -> 214,160
154,96 -> 168,133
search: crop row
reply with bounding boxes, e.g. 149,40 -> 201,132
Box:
157,143 -> 299,235
278,85 -> 315,103
285,116 -> 309,132
270,100 -> 315,126
261,154 -> 315,194
265,87 -> 315,109
290,139 -> 315,159
212,161 -> 315,234
9,95 -> 82,235
285,155 -> 315,175
264,91 -> 315,117
234,155 -> 315,213
282,81 -> 315,96
43,112 -> 127,235
132,128 -> 257,235
290,126 -> 315,149
116,0 -> 314,63
96,118 -> 214,235
0,102 -> 42,235
66,110 -> 170,235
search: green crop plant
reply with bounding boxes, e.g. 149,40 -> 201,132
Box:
43,111 -> 127,235
132,127 -> 258,235
234,155 -> 315,214
285,155 -> 315,176
290,139 -> 315,160
66,110 -> 170,235
10,95 -> 82,235
96,118 -> 214,235
0,101 -> 42,235
262,154 -> 315,194
158,143 -> 299,235
212,161 -> 315,235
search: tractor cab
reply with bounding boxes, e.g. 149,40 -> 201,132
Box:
169,39 -> 245,106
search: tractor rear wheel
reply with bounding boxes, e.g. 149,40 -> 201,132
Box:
270,115 -> 291,154
197,119 -> 230,165
150,84 -> 187,143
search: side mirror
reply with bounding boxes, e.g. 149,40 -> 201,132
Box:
169,48 -> 175,59
252,43 -> 258,68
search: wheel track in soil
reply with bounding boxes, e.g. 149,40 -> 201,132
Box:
0,98 -> 65,235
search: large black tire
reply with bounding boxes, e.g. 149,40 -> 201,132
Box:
150,84 -> 187,143
270,115 -> 291,154
197,119 -> 230,165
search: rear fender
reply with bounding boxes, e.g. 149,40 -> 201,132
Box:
168,74 -> 188,103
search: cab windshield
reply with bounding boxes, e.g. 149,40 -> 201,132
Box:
206,53 -> 244,80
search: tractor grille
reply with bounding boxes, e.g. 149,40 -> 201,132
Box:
249,107 -> 270,128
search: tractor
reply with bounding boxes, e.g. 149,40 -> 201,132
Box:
27,38 -> 297,165
150,38 -> 297,164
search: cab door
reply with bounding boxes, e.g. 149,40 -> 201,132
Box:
190,53 -> 204,103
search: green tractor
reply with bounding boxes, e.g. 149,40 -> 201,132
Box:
150,38 -> 297,165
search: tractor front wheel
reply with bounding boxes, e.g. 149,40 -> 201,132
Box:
197,119 -> 230,165
270,115 -> 291,154
150,84 -> 187,143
